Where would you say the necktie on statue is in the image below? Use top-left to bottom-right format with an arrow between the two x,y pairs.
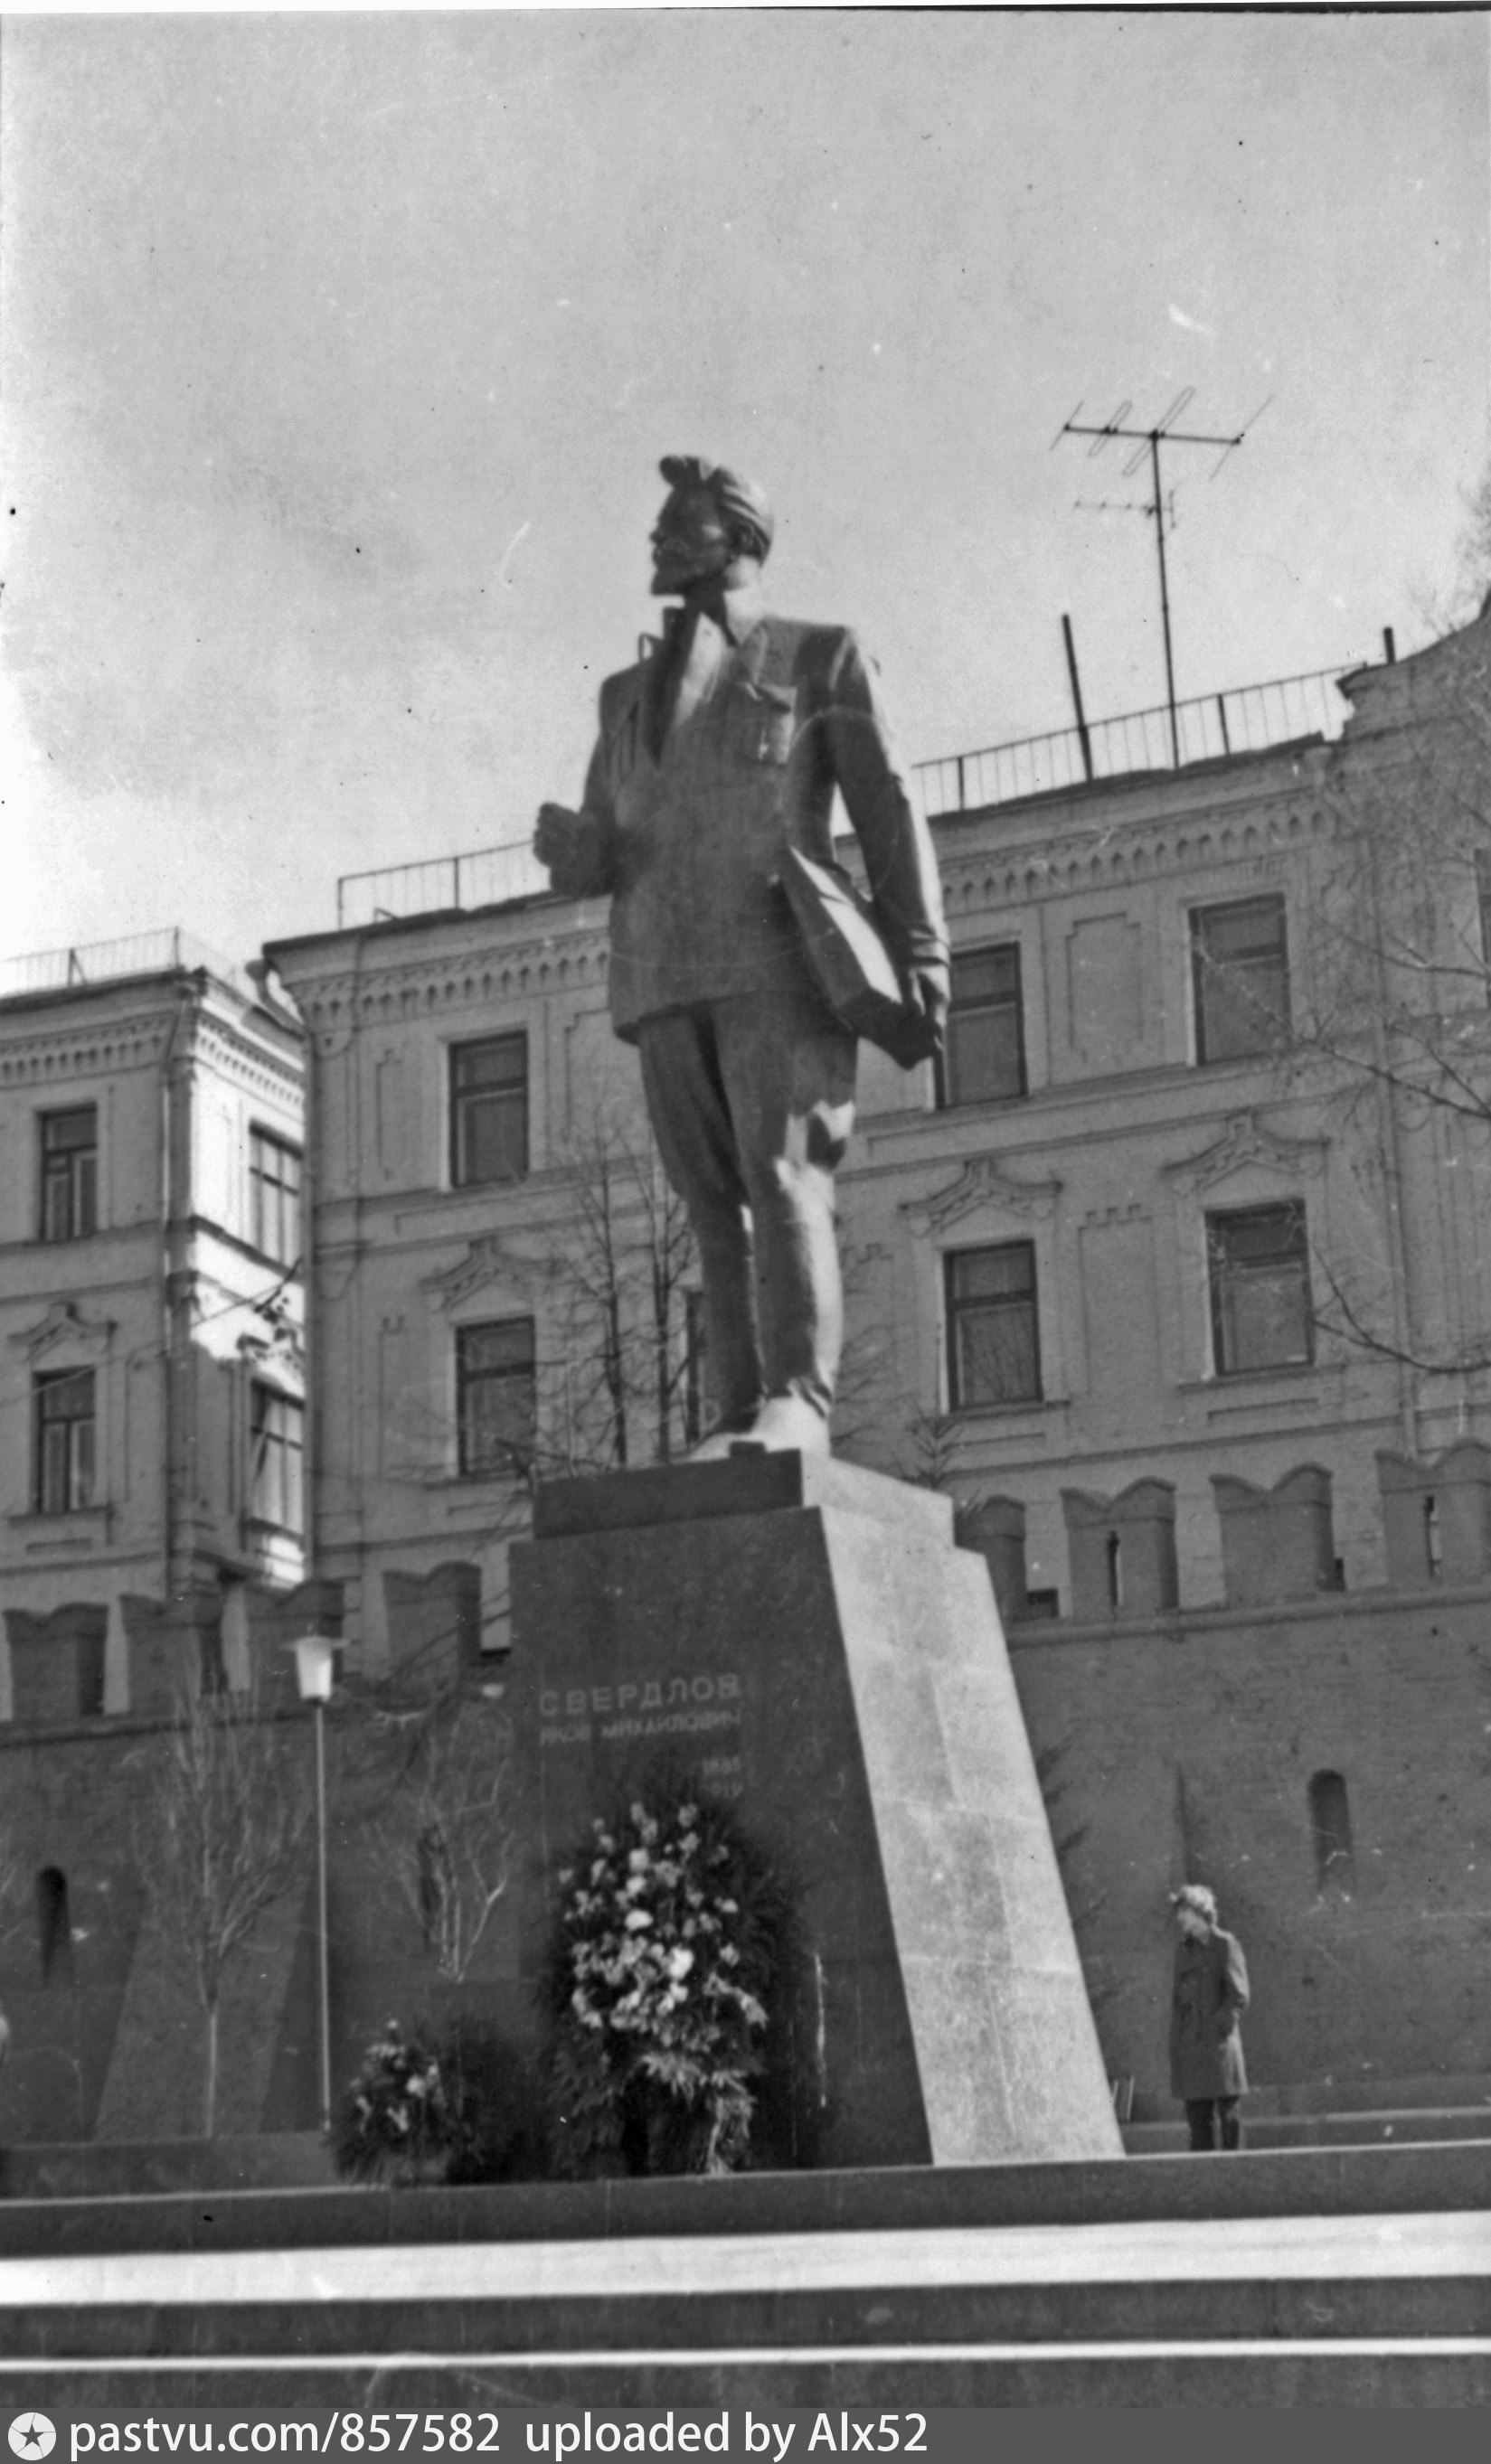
659,606 -> 722,746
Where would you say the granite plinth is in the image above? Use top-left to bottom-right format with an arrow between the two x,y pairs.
509,1452 -> 1122,2168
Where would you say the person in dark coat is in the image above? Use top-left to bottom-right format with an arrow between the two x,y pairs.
1168,1883 -> 1249,2150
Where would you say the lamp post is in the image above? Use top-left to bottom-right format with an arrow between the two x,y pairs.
290,1631 -> 337,2136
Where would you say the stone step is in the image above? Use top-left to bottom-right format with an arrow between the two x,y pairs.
2,2203 -> 1487,2406
2,2342 -> 1488,2407
1128,2069 -> 1488,2129
1,2240 -> 1487,2356
1128,2072 -> 1491,2123
0,2131 -> 335,2201
5,2140 -> 1491,2261
1124,2112 -> 1491,2154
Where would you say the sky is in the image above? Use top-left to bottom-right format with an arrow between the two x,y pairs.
2,5 -> 1486,973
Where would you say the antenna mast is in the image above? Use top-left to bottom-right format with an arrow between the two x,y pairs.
1054,390 -> 1270,767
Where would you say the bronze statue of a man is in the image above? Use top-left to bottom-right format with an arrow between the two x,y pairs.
534,456 -> 949,1457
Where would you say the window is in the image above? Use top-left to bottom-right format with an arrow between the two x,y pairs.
1308,1770 -> 1355,1898
250,1130 -> 302,1266
250,1384 -> 304,1534
457,1318 -> 537,1477
946,1243 -> 1042,1408
939,945 -> 1026,1106
1207,1203 -> 1313,1376
36,1867 -> 72,1985
1423,1494 -> 1443,1583
684,1290 -> 709,1447
451,1035 -> 528,1187
39,1106 -> 98,1242
1192,896 -> 1289,1063
34,1369 -> 96,1515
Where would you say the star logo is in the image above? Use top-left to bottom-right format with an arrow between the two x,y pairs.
9,2422 -> 56,2461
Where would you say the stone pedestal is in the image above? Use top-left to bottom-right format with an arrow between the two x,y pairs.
508,1452 -> 1121,2169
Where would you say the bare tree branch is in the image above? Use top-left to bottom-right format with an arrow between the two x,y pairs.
137,1687 -> 311,2134
371,1692 -> 512,1982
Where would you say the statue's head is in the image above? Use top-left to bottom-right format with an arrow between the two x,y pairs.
650,456 -> 773,597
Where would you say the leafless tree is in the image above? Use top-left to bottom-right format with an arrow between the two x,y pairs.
545,1099 -> 701,1472
371,1691 -> 511,1982
1412,463 -> 1491,642
140,1688 -> 310,2135
1283,607 -> 1491,1374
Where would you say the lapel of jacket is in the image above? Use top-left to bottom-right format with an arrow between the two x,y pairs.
731,618 -> 772,692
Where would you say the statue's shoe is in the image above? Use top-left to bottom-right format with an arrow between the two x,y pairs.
741,1394 -> 831,1456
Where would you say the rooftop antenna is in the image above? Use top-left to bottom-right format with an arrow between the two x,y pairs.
1053,390 -> 1272,767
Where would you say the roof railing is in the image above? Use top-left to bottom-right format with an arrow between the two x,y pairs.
332,661 -> 1362,928
0,926 -> 249,1002
914,663 -> 1355,818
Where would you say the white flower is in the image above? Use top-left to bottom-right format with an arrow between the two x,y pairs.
667,1946 -> 694,1980
624,1908 -> 653,1931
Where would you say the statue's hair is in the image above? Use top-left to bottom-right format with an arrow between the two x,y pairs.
658,455 -> 774,561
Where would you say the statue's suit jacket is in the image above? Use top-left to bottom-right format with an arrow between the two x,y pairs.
547,594 -> 949,1044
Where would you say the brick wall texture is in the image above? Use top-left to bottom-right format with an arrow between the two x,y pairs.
1,1572 -> 1488,2142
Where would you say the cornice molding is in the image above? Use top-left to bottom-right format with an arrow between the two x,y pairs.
0,1016 -> 172,1084
193,1019 -> 304,1103
936,798 -> 1335,919
288,931 -> 612,1029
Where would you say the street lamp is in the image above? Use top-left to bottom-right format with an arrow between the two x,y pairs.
290,1631 -> 337,2136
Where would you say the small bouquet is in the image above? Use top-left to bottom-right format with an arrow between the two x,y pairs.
330,2019 -> 450,2186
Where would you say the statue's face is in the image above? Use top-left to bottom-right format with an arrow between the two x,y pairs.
1174,1904 -> 1210,1942
649,484 -> 731,597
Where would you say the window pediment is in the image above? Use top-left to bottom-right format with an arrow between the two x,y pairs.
422,1234 -> 547,1314
9,1301 -> 115,1363
904,1154 -> 1062,1235
1165,1110 -> 1326,1199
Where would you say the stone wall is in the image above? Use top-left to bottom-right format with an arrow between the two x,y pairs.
1008,1583 -> 1491,2105
2,1561 -> 1488,2141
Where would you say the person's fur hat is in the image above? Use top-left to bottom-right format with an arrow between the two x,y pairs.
1171,1882 -> 1219,1922
658,456 -> 774,561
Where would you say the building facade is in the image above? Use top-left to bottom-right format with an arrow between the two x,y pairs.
260,607 -> 1491,2105
0,935 -> 308,1720
3,605 -> 1488,2144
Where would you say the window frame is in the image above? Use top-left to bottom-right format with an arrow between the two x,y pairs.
1190,893 -> 1290,1065
249,1127 -> 303,1267
249,1380 -> 305,1536
938,943 -> 1027,1109
945,1240 -> 1043,1411
33,1367 -> 98,1515
1206,1199 -> 1314,1378
38,1105 -> 99,1244
455,1315 -> 538,1479
449,1032 -> 529,1190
